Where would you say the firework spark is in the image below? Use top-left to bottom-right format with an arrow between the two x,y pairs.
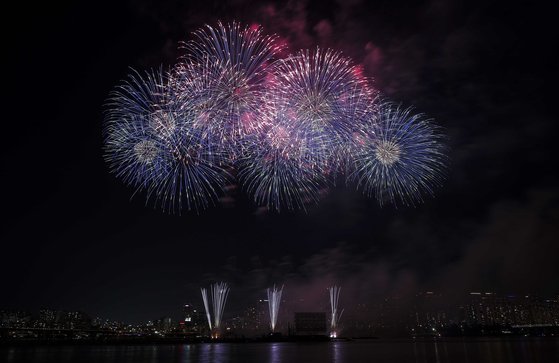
267,285 -> 283,332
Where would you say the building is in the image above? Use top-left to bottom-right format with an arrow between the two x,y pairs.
154,317 -> 173,333
294,312 -> 327,336
182,303 -> 206,334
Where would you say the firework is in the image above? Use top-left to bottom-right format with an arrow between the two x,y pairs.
328,286 -> 344,338
104,68 -> 231,213
147,125 -> 232,213
104,69 -> 173,191
200,288 -> 212,330
267,285 -> 283,332
211,282 -> 230,332
270,48 -> 375,174
200,282 -> 230,337
104,22 -> 447,213
350,104 -> 447,206
174,22 -> 283,156
238,99 -> 330,211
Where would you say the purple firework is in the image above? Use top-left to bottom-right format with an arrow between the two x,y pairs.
270,47 -> 377,177
238,98 -> 330,211
173,22 -> 284,158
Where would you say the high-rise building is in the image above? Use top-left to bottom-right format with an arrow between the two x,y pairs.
182,303 -> 205,334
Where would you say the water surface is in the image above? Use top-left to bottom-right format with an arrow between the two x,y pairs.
2,338 -> 558,363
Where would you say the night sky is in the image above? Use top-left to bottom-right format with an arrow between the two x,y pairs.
4,0 -> 558,323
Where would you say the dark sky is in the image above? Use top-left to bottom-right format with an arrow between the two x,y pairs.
4,0 -> 558,323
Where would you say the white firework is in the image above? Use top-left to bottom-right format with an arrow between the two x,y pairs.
267,285 -> 284,332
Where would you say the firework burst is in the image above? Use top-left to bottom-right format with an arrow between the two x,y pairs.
104,68 -> 176,192
270,48 -> 375,173
238,99 -> 330,211
350,104 -> 447,206
272,48 -> 363,124
174,22 -> 284,157
104,68 -> 231,213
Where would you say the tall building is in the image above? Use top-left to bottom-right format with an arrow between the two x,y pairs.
182,303 -> 205,334
154,317 -> 173,333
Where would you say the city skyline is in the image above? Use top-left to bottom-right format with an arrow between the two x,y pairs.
3,290 -> 558,340
3,289 -> 558,327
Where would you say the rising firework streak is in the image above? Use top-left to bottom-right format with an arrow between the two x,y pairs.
267,285 -> 283,332
328,286 -> 344,338
200,282 -> 230,338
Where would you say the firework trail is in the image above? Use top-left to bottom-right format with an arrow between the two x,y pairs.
328,286 -> 344,337
200,287 -> 212,330
211,282 -> 230,331
350,103 -> 447,206
200,282 -> 230,336
267,285 -> 283,332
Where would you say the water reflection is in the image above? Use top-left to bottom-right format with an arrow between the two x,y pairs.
1,338 -> 558,363
6,348 -> 15,363
462,338 -> 470,363
433,339 -> 441,363
197,343 -> 230,363
331,342 -> 342,363
269,343 -> 281,363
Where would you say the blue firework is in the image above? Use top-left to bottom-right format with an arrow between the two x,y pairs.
104,69 -> 177,190
104,68 -> 231,213
350,104 -> 447,206
148,123 -> 232,213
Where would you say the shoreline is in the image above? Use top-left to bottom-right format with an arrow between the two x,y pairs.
1,335 -> 558,347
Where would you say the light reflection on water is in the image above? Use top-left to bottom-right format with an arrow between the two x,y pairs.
1,338 -> 558,363
269,343 -> 280,363
332,341 -> 342,363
